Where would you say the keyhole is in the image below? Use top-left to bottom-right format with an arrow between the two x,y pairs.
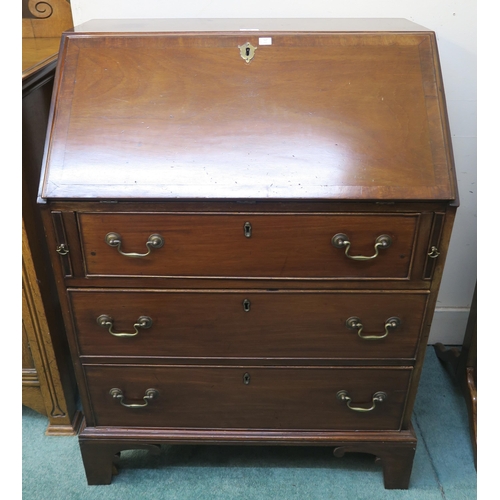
243,373 -> 251,385
246,47 -> 250,56
244,221 -> 252,238
243,299 -> 251,312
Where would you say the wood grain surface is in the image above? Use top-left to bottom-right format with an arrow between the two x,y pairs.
40,29 -> 456,201
69,289 -> 428,360
84,364 -> 412,430
78,213 -> 418,278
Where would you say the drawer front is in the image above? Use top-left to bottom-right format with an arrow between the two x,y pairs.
78,213 -> 419,279
84,365 -> 412,430
69,290 -> 428,360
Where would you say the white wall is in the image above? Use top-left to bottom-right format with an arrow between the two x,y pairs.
70,1 -> 477,345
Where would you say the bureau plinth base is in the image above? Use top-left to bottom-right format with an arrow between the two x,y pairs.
78,423 -> 417,488
80,440 -> 161,485
333,441 -> 416,490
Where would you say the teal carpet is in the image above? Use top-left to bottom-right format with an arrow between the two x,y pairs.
22,347 -> 477,499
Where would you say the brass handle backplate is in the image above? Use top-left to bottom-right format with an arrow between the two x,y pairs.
332,233 -> 392,260
345,316 -> 401,340
109,388 -> 159,408
336,390 -> 387,412
97,314 -> 153,337
105,232 -> 164,258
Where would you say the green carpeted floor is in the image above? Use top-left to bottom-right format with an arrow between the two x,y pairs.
22,347 -> 477,499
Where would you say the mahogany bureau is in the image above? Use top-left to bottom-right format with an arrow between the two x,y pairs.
38,19 -> 458,489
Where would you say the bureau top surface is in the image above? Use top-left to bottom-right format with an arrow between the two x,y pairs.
69,18 -> 431,33
39,19 -> 457,202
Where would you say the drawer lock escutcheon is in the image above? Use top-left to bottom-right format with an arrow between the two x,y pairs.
97,314 -> 153,337
332,233 -> 392,260
243,299 -> 251,312
105,232 -> 164,258
336,390 -> 387,412
243,372 -> 251,385
109,388 -> 159,408
243,221 -> 252,238
345,316 -> 401,340
238,42 -> 257,63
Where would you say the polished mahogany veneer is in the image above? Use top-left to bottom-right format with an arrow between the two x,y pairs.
39,19 -> 458,489
78,213 -> 420,279
69,289 -> 428,360
41,26 -> 455,201
84,365 -> 413,430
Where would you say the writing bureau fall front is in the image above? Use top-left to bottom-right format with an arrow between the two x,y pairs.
38,18 -> 458,488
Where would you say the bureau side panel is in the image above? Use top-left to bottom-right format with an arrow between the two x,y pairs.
401,205 -> 457,427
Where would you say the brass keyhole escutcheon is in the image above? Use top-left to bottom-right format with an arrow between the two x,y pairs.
243,373 -> 251,385
238,42 -> 257,63
244,221 -> 252,238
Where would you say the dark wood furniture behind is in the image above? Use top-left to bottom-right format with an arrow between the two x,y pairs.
38,19 -> 458,487
434,284 -> 477,468
22,39 -> 81,435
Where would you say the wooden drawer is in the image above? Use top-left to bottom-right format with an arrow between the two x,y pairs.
78,213 -> 419,279
84,364 -> 412,430
69,290 -> 428,360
